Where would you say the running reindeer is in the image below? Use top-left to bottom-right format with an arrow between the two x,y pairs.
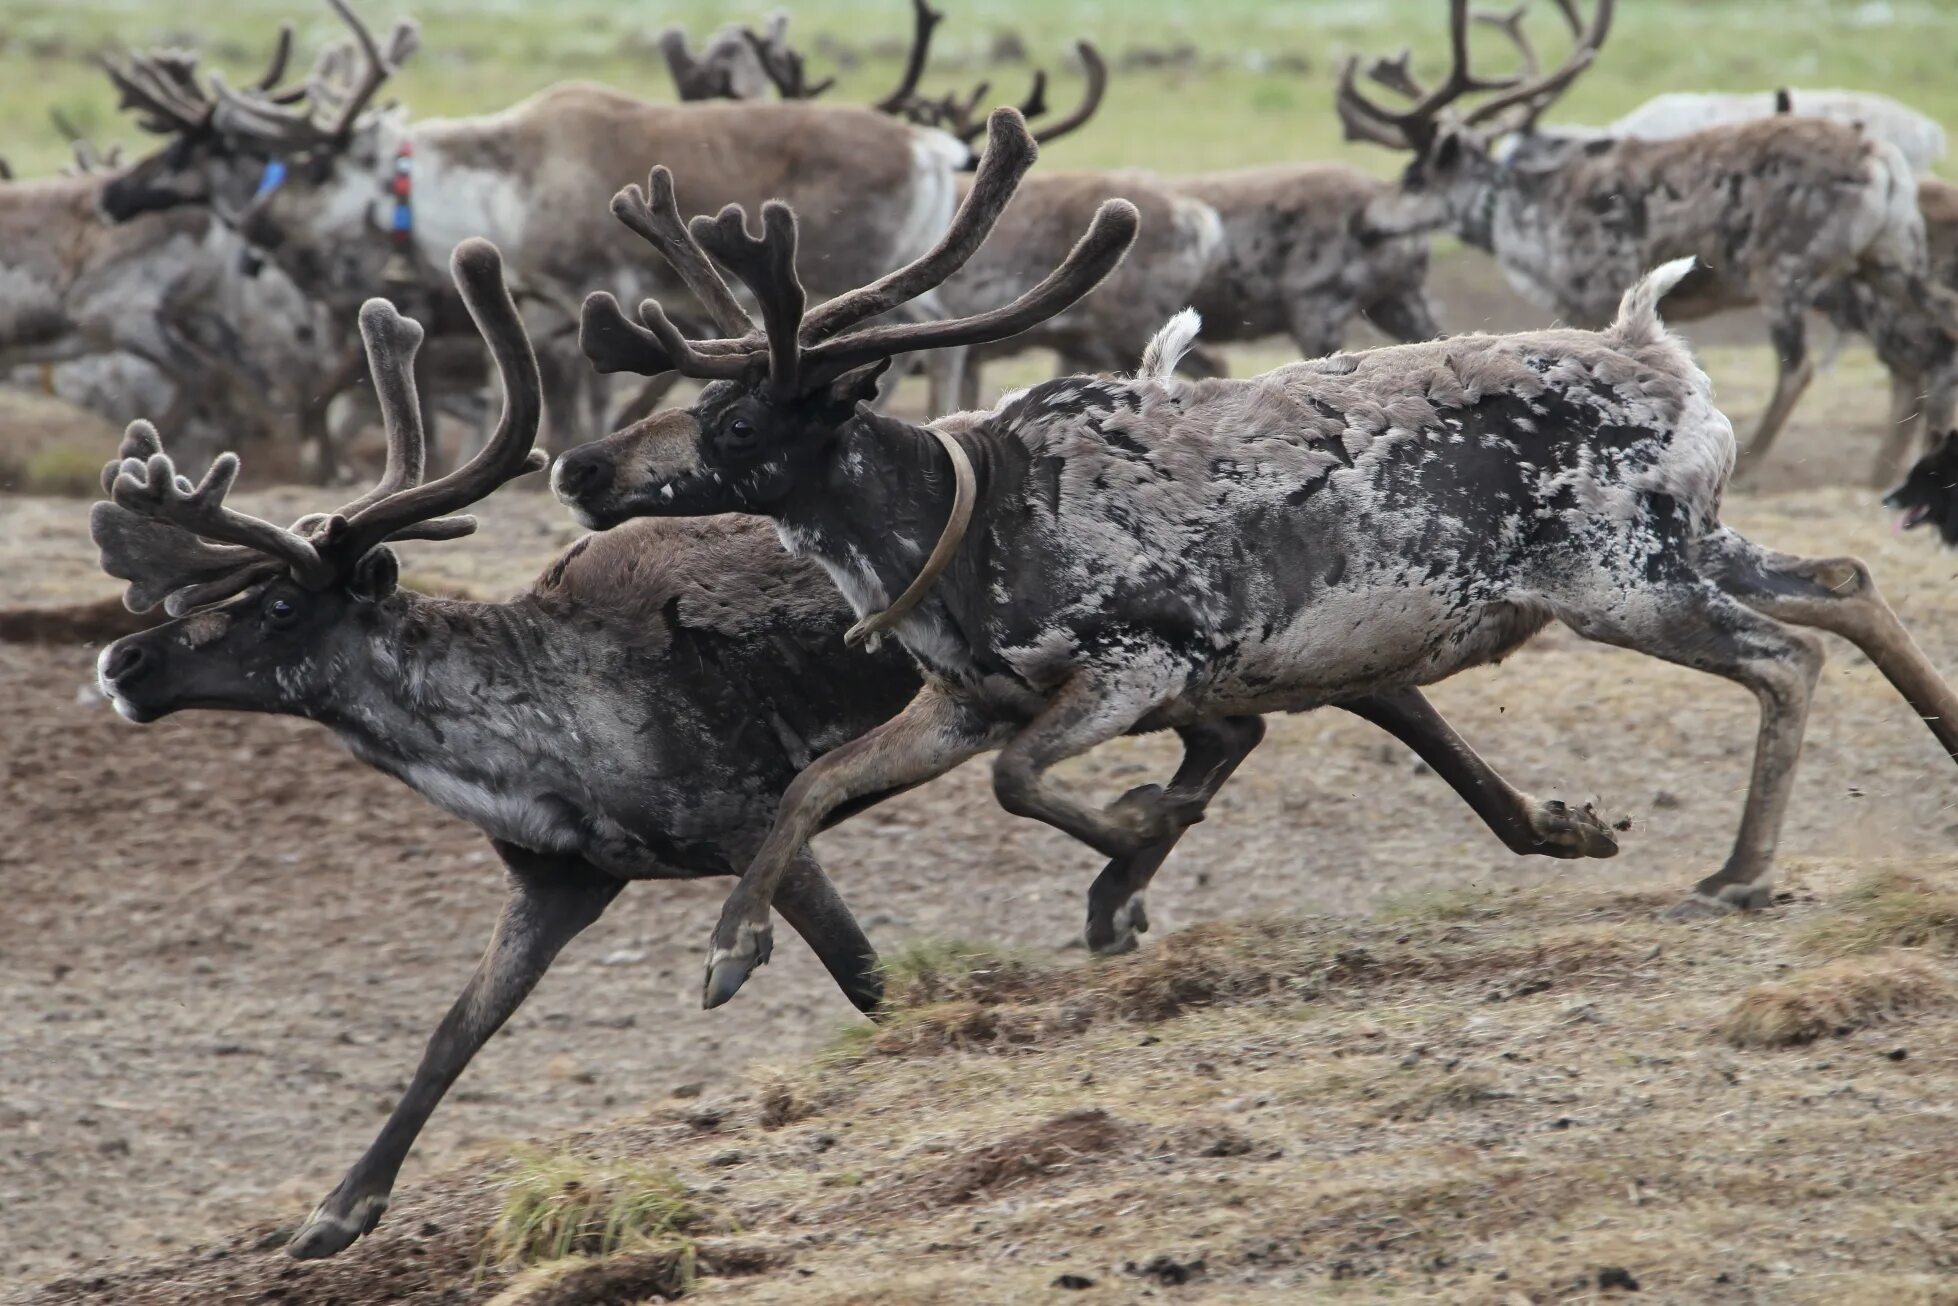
552,109 -> 1958,1008
96,234 -> 1624,1255
1336,0 -> 1958,479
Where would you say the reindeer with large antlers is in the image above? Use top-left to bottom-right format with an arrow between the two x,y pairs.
91,237 -> 915,1259
1336,0 -> 1958,480
658,0 -> 1221,401
97,0 -> 979,425
545,109 -> 1958,1012
95,226 -> 1635,1253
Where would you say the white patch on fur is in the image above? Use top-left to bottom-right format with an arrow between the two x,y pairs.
1139,309 -> 1203,381
176,611 -> 230,650
400,762 -> 580,851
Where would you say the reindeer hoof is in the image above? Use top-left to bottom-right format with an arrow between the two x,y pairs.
1663,882 -> 1772,921
1086,893 -> 1149,956
701,919 -> 773,1010
1531,799 -> 1619,860
287,1195 -> 387,1260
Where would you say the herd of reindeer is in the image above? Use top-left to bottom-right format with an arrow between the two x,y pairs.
25,0 -> 1958,1266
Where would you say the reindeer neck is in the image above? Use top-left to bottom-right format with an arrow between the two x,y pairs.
312,588 -> 593,768
402,117 -> 533,259
770,410 -> 971,634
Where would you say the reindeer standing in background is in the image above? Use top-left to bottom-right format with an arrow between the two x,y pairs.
1336,0 -> 1958,480
97,0 -> 976,423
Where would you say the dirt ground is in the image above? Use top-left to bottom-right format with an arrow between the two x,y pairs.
3,272 -> 1957,1296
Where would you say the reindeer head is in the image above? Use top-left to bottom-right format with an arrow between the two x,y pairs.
98,0 -> 417,247
93,237 -> 543,724
550,109 -> 1137,530
1335,0 -> 1612,230
1885,432 -> 1958,548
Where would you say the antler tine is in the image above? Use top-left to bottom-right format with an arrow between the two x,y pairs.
1461,0 -> 1613,127
741,15 -> 835,99
659,28 -> 725,101
874,0 -> 945,112
336,240 -> 547,557
1474,5 -> 1540,77
1028,41 -> 1106,145
100,52 -> 212,134
800,107 -> 1039,343
1335,57 -> 1416,148
690,202 -> 807,397
942,82 -> 993,143
328,300 -> 428,522
255,23 -> 295,91
802,198 -> 1139,387
1366,49 -> 1424,99
611,168 -> 755,336
1332,0 -> 1522,151
318,0 -> 415,138
109,433 -> 335,588
1019,69 -> 1049,120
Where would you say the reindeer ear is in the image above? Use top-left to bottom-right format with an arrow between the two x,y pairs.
349,546 -> 399,602
821,358 -> 893,420
1430,131 -> 1463,171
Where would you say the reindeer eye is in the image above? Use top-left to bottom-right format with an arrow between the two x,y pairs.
729,418 -> 754,438
266,598 -> 298,625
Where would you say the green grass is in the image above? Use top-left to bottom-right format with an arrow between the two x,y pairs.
486,1150 -> 722,1267
3,1 -> 1951,180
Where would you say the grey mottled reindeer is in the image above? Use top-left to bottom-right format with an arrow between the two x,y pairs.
565,108 -> 1958,1019
90,233 -> 1615,1257
1337,0 -> 1958,477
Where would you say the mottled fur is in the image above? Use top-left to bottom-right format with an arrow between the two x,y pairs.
1170,163 -> 1441,356
0,172 -> 326,455
939,170 -> 1225,403
1390,115 -> 1958,473
1612,89 -> 1947,176
1816,178 -> 1958,483
560,256 -> 1958,1013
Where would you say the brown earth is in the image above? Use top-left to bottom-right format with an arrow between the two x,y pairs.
2,285 -> 1957,1298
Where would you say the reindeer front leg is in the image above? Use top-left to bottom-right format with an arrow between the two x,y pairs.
286,845 -> 622,1259
1341,687 -> 1620,860
705,684 -> 1010,1008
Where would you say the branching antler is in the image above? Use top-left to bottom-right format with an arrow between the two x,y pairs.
207,0 -> 419,149
581,109 -> 1139,395
743,14 -> 836,99
892,38 -> 1107,151
93,238 -> 544,615
1335,0 -> 1611,149
874,0 -> 945,113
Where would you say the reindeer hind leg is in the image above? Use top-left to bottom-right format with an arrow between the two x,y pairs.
1699,529 -> 1958,766
1558,575 -> 1823,919
1735,299 -> 1815,478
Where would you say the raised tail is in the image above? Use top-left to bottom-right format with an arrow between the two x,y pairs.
1609,257 -> 1699,349
1139,308 -> 1203,381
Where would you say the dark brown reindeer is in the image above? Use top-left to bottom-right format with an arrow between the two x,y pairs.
551,109 -> 1958,1009
1336,0 -> 1958,479
90,239 -> 921,1260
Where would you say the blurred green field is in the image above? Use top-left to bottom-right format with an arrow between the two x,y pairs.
1,0 -> 1951,180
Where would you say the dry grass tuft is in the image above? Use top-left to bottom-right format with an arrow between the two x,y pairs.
486,1152 -> 726,1268
876,938 -> 1044,1009
1717,955 -> 1953,1048
21,443 -> 105,497
1802,870 -> 1958,958
483,1246 -> 694,1306
1373,1067 -> 1509,1122
916,1108 -> 1133,1206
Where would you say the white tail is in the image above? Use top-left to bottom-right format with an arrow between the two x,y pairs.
1139,308 -> 1203,381
1610,257 -> 1698,348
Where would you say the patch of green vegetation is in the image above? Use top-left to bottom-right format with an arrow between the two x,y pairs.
22,443 -> 102,496
875,936 -> 1037,1008
486,1151 -> 724,1268
0,2 -> 1949,180
1801,869 -> 1958,958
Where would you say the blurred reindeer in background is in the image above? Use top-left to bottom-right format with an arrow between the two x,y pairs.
1337,0 -> 1958,482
